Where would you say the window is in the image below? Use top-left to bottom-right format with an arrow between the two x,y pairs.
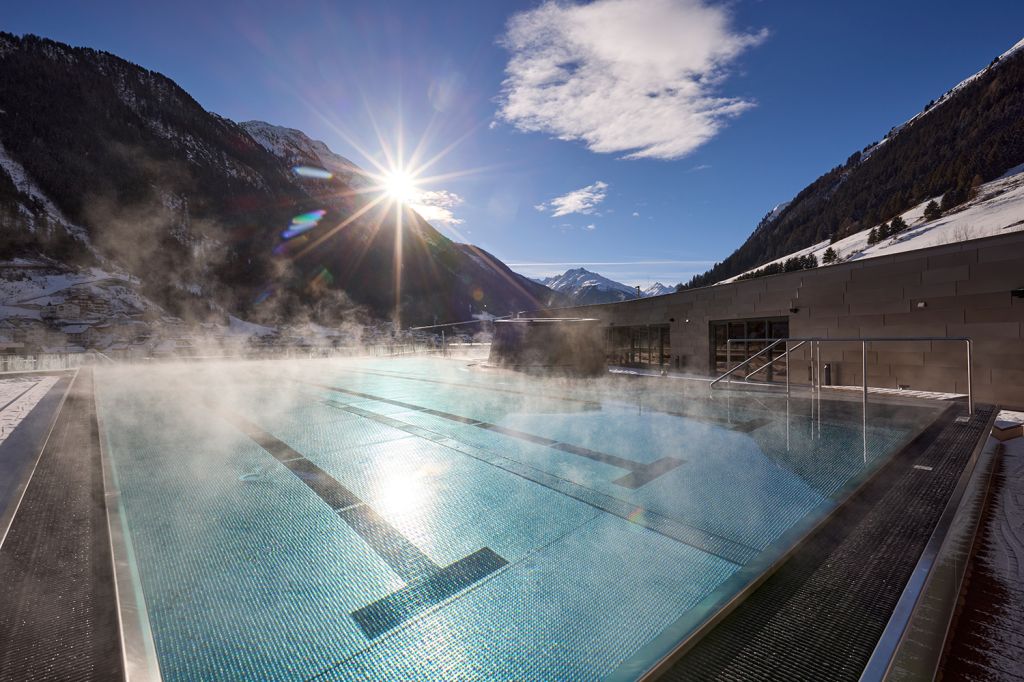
606,324 -> 670,368
709,317 -> 789,379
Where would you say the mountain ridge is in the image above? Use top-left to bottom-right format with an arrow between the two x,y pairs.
0,32 -> 554,327
684,35 -> 1024,288
538,268 -> 675,305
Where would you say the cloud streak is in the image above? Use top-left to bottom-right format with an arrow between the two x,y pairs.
536,180 -> 608,217
410,189 -> 464,226
497,0 -> 767,160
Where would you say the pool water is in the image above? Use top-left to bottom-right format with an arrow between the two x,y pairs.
94,357 -> 940,681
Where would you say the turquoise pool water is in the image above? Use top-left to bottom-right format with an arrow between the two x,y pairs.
94,357 -> 939,681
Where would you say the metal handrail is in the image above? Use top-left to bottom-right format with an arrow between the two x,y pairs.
713,336 -> 973,413
743,341 -> 807,380
708,339 -> 785,388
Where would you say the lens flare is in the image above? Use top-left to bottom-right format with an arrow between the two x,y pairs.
292,210 -> 327,225
293,166 -> 333,179
281,210 -> 327,239
627,506 -> 647,523
253,287 -> 274,305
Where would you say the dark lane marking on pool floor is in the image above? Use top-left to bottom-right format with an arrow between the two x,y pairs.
298,380 -> 683,488
317,396 -> 756,566
338,366 -> 770,433
220,411 -> 508,638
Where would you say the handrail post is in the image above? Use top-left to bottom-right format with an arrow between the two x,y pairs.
862,340 -> 868,408
966,339 -> 973,414
862,339 -> 869,463
785,340 -> 790,397
726,341 -> 731,386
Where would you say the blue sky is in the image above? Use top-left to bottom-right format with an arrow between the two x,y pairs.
5,0 -> 1024,287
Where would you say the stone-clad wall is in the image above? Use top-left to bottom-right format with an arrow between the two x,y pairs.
530,231 -> 1024,408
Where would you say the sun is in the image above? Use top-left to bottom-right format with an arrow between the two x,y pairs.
382,169 -> 418,205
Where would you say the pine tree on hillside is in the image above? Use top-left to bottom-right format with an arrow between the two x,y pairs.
878,222 -> 892,240
867,227 -> 878,245
924,200 -> 942,221
823,247 -> 837,264
890,215 -> 908,233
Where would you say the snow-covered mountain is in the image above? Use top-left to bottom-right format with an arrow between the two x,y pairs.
642,282 -> 676,297
686,34 -> 1024,288
536,268 -> 674,305
239,121 -> 366,187
723,163 -> 1024,283
538,268 -> 638,305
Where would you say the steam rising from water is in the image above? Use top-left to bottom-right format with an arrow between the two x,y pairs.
88,352 -> 942,679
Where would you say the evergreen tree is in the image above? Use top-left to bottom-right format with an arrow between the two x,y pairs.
923,200 -> 941,221
878,222 -> 892,240
890,215 -> 908,232
867,228 -> 878,245
823,247 -> 837,264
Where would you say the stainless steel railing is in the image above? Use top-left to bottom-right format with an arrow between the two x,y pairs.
711,336 -> 973,413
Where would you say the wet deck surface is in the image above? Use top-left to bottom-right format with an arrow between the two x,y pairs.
942,434 -> 1024,681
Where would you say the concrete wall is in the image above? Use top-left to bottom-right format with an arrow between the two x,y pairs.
530,231 -> 1024,408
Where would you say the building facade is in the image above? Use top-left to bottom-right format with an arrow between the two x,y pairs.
530,231 -> 1024,408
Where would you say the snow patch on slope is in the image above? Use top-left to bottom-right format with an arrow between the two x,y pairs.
241,121 -> 366,186
722,164 -> 1024,283
0,138 -> 88,239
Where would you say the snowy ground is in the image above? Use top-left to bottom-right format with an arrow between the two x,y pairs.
723,165 -> 1024,284
0,260 -> 149,321
0,375 -> 59,445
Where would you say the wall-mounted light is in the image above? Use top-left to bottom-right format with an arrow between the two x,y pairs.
916,301 -> 927,308
684,319 -> 690,323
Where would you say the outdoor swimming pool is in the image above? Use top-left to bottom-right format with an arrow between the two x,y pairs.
94,357 -> 943,681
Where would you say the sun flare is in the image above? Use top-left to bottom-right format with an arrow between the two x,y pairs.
382,169 -> 418,205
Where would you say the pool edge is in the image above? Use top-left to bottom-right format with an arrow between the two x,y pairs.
95,368 -> 164,682
858,404 -> 1000,680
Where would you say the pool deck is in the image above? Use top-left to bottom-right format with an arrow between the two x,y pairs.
940,429 -> 1024,681
656,402 -> 997,681
0,368 -> 123,681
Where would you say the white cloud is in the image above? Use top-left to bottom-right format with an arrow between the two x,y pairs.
536,180 -> 608,217
632,211 -> 640,217
584,223 -> 596,230
409,189 -> 465,226
497,0 -> 767,160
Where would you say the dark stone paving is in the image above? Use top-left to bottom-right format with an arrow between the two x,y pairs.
656,405 -> 995,682
941,437 -> 1024,681
0,369 -> 123,682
